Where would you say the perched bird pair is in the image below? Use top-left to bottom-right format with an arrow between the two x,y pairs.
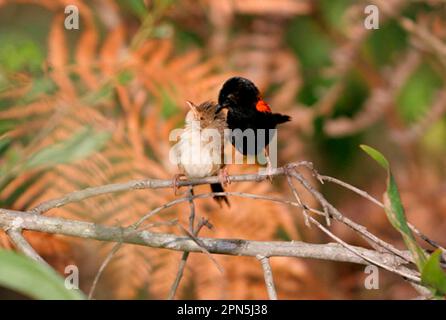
173,77 -> 291,206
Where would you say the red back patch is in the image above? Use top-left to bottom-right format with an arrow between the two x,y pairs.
255,99 -> 271,113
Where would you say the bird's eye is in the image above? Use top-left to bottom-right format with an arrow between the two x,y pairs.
200,117 -> 204,121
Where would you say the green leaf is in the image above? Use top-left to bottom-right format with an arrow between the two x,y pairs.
25,127 -> 111,169
360,144 -> 389,169
421,250 -> 446,298
361,145 -> 427,271
383,175 -> 427,271
0,249 -> 84,300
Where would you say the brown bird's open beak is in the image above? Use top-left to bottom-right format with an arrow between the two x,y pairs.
186,100 -> 196,110
186,100 -> 200,118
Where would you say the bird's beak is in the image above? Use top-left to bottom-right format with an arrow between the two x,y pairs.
186,100 -> 200,118
186,100 -> 196,110
216,104 -> 227,113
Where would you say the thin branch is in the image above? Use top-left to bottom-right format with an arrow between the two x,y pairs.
6,229 -> 50,268
177,223 -> 224,274
168,252 -> 189,300
168,217 -> 212,300
88,242 -> 122,300
319,174 -> 446,252
0,159 -> 438,297
88,190 -> 303,300
29,162 -> 314,216
289,170 -> 414,264
285,173 -> 311,227
305,214 -> 420,283
257,255 -> 277,300
0,209 -> 409,268
168,187 -> 197,300
187,186 -> 196,234
284,172 -> 421,283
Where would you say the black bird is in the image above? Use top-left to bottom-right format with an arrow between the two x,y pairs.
216,77 -> 291,170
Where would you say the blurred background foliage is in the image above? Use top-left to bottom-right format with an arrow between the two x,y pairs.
0,0 -> 445,299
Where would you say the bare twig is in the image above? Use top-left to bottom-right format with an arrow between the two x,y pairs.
6,229 -> 50,268
187,186 -> 196,234
305,214 -> 420,283
0,160 -> 439,297
29,165 -> 295,215
88,242 -> 122,300
29,161 -> 317,216
289,170 -> 414,264
168,217 -> 212,300
168,187 -> 203,300
0,209 -> 409,267
177,223 -> 224,274
257,255 -> 277,300
285,173 -> 311,227
318,174 -> 446,252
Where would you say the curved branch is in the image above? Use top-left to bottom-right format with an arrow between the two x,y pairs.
29,161 -> 315,215
0,209 -> 411,270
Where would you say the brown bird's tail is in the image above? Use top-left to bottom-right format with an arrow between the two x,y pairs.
210,183 -> 230,207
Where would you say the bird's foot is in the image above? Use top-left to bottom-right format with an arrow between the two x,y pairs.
172,173 -> 185,196
218,167 -> 231,187
263,148 -> 274,183
264,164 -> 275,183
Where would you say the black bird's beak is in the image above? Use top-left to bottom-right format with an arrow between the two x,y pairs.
216,104 -> 227,113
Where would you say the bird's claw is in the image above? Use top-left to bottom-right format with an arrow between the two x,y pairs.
172,174 -> 185,196
218,167 -> 231,187
265,165 -> 274,183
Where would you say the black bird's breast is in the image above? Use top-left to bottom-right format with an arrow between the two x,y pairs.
226,111 -> 278,155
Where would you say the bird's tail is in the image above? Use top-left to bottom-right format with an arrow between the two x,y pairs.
272,113 -> 291,125
210,183 -> 230,207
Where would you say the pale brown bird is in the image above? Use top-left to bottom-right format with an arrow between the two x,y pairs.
172,101 -> 229,206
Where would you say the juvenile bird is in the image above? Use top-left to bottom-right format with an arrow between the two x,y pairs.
216,77 -> 291,172
173,101 -> 229,206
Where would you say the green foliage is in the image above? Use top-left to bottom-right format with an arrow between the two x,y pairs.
364,20 -> 407,66
421,250 -> 446,298
397,64 -> 443,124
332,72 -> 369,118
0,127 -> 111,187
360,145 -> 389,169
361,145 -> 446,297
84,82 -> 114,105
161,89 -> 179,119
319,0 -> 353,32
0,249 -> 84,300
361,144 -> 427,270
0,34 -> 44,73
383,173 -> 427,272
19,78 -> 57,104
25,127 -> 111,169
422,120 -> 446,155
117,0 -> 147,19
287,18 -> 332,71
287,17 -> 334,106
117,70 -> 134,85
